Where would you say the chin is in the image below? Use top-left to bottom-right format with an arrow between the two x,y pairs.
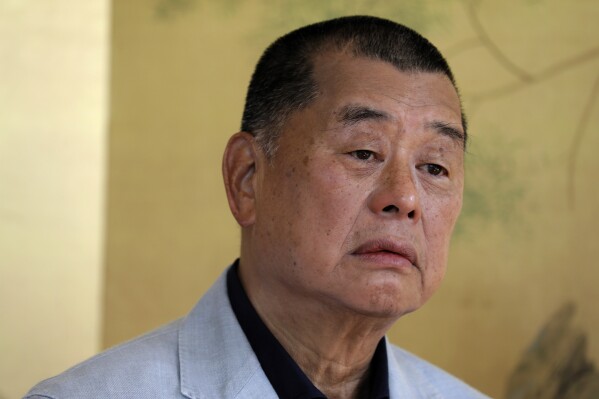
349,302 -> 419,320
346,288 -> 424,320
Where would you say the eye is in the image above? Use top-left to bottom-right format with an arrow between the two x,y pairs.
350,150 -> 375,161
424,163 -> 448,176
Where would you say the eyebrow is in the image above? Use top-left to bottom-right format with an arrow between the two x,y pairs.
336,104 -> 391,126
425,120 -> 465,148
336,104 -> 465,147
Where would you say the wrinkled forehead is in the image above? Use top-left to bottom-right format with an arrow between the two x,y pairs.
309,52 -> 464,132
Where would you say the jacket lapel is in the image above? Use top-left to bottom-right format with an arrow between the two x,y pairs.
386,339 -> 443,399
177,269 -> 278,399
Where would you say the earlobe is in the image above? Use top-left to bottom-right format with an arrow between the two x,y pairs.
222,132 -> 259,227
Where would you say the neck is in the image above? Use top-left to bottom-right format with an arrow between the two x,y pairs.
239,262 -> 394,399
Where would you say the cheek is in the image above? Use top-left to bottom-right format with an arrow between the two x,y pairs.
289,163 -> 366,256
421,194 -> 462,274
425,188 -> 462,232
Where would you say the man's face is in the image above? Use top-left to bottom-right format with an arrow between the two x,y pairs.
248,52 -> 464,319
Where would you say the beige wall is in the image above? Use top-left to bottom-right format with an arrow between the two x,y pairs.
0,1 -> 109,397
99,1 -> 599,398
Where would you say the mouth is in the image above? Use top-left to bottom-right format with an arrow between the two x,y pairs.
351,239 -> 418,269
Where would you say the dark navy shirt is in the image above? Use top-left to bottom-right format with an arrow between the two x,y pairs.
227,261 -> 390,399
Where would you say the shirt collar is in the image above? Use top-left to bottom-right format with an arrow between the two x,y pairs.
227,260 -> 390,399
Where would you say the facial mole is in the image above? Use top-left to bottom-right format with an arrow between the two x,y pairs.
303,156 -> 309,166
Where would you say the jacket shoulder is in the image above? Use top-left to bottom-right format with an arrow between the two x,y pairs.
389,344 -> 491,398
24,320 -> 183,399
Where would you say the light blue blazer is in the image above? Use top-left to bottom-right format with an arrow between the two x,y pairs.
25,269 -> 490,398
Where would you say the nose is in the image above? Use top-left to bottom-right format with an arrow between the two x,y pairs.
367,161 -> 421,222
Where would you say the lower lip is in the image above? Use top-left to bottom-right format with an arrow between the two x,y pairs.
352,252 -> 415,270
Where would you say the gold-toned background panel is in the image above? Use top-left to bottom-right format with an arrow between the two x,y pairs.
104,1 -> 599,397
0,1 -> 108,397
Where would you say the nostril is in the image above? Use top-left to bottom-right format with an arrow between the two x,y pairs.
383,205 -> 399,213
408,210 -> 415,219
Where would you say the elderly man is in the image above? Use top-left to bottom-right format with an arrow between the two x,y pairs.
26,16 -> 489,399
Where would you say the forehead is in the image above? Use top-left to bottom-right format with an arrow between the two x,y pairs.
309,52 -> 463,134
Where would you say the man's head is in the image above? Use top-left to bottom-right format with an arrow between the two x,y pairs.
223,15 -> 465,321
241,15 -> 466,157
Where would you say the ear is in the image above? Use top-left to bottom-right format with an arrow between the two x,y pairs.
222,132 -> 261,227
